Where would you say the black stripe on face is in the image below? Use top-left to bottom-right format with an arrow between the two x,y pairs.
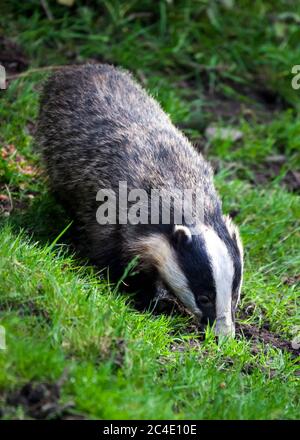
231,232 -> 242,293
173,233 -> 217,322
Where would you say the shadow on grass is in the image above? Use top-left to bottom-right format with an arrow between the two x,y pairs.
0,189 -> 153,311
0,191 -> 73,247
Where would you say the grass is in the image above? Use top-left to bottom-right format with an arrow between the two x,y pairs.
0,0 -> 299,419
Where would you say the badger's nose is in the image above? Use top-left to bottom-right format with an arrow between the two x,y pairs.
215,316 -> 235,338
200,316 -> 209,326
199,319 -> 207,333
199,315 -> 216,332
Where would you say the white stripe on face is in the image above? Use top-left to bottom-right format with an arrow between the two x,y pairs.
201,225 -> 235,337
130,234 -> 202,319
222,215 -> 244,307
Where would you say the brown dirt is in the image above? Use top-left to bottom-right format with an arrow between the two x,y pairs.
152,294 -> 299,357
169,320 -> 300,359
3,371 -> 85,420
1,144 -> 40,177
112,338 -> 126,370
248,157 -> 300,193
0,186 -> 34,216
93,336 -> 126,370
205,74 -> 288,120
208,156 -> 300,194
179,72 -> 288,132
203,92 -> 281,124
282,170 -> 300,193
0,144 -> 41,215
282,274 -> 300,286
236,322 -> 300,357
0,299 -> 51,325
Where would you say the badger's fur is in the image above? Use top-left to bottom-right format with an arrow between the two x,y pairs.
36,64 -> 243,336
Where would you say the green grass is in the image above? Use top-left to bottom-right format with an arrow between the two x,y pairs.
0,225 -> 299,419
0,0 -> 299,419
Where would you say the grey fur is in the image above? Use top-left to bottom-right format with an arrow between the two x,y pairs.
36,64 -> 243,324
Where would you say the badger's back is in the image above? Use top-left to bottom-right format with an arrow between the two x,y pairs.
36,64 -> 222,279
38,65 -> 216,196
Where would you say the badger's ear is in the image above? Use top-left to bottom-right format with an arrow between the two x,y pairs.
172,225 -> 192,247
223,215 -> 244,259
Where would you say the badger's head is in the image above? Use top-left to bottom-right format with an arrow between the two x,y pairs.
132,216 -> 243,337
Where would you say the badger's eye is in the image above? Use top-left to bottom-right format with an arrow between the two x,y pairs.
198,295 -> 211,305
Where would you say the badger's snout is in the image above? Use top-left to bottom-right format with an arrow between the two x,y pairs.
199,314 -> 235,338
215,316 -> 235,338
199,314 -> 215,329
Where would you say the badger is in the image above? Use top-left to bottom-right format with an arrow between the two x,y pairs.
36,64 -> 243,337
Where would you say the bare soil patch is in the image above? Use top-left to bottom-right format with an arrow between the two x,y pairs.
249,156 -> 300,193
0,299 -> 51,324
282,274 -> 300,286
3,373 -> 85,420
236,322 -> 300,357
152,294 -> 299,357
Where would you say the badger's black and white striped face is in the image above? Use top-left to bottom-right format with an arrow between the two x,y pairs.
132,219 -> 243,337
172,222 -> 243,337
